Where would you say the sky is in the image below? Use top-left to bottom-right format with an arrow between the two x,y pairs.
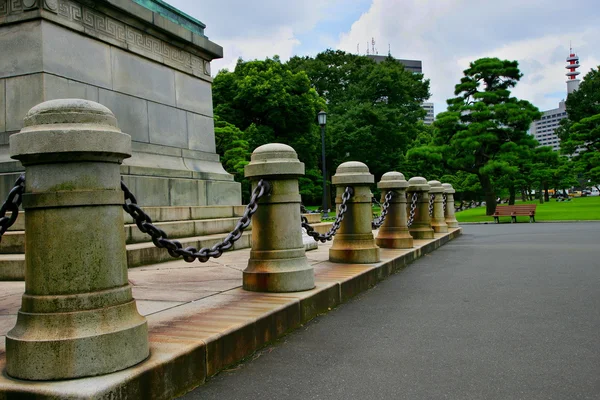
167,0 -> 600,116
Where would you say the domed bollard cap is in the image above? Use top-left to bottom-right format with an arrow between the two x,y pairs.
376,171 -> 413,249
6,99 -> 148,380
245,143 -> 305,178
406,176 -> 434,239
428,180 -> 448,233
329,161 -> 380,264
442,183 -> 456,194
11,99 -> 131,164
378,171 -> 408,190
428,180 -> 445,194
442,183 -> 459,228
243,143 -> 314,292
332,161 -> 374,186
407,176 -> 430,191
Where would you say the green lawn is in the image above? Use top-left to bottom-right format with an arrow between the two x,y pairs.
456,196 -> 600,223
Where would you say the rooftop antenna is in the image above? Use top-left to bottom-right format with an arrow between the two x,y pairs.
388,43 -> 391,57
371,37 -> 376,55
366,41 -> 369,55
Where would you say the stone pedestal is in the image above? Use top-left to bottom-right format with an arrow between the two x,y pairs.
442,183 -> 459,228
329,162 -> 380,264
407,177 -> 434,240
6,99 -> 148,380
0,0 -> 239,206
428,180 -> 448,233
375,172 -> 413,249
243,144 -> 314,292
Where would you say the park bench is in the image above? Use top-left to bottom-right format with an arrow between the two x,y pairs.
493,204 -> 536,223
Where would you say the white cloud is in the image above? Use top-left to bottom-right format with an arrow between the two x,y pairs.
336,0 -> 600,115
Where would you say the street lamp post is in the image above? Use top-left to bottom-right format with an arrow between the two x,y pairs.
318,110 -> 329,218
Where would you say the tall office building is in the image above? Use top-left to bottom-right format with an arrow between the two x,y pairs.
529,49 -> 581,153
422,102 -> 435,125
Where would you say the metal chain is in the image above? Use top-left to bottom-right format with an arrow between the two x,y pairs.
442,193 -> 447,214
428,193 -> 435,217
302,186 -> 353,242
300,204 -> 310,214
372,191 -> 394,229
0,174 -> 25,241
407,192 -> 418,227
122,179 -> 271,262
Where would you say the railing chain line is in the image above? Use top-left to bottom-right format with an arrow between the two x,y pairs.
302,186 -> 353,242
122,179 -> 271,262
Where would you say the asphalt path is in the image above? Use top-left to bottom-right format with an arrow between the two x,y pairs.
181,223 -> 600,400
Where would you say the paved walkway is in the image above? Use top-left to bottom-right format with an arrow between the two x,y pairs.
182,223 -> 600,400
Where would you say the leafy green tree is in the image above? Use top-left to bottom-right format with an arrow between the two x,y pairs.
213,57 -> 325,170
411,58 -> 541,215
214,118 -> 251,201
557,66 -> 600,189
289,51 -> 430,180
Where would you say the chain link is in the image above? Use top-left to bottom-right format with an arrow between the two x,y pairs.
302,186 -> 353,242
0,174 -> 25,241
372,191 -> 394,229
122,179 -> 271,262
442,193 -> 447,214
428,193 -> 435,217
407,192 -> 418,227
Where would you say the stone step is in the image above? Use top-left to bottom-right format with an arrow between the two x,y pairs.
7,210 -> 321,231
1,214 -> 323,253
0,222 -> 334,280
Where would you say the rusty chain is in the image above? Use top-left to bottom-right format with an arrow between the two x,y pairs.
122,179 -> 271,262
302,186 -> 353,242
0,174 -> 25,241
407,192 -> 418,227
428,193 -> 435,217
372,191 -> 394,229
442,193 -> 447,214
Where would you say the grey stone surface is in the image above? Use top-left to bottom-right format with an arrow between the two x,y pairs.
111,47 -> 176,107
206,181 -> 241,205
148,102 -> 188,148
42,22 -> 112,89
5,74 -> 43,131
0,79 -> 5,133
187,112 -> 216,153
99,89 -> 149,143
183,223 -> 600,400
0,20 -> 43,79
168,178 -> 200,207
43,74 -> 100,102
175,71 -> 213,116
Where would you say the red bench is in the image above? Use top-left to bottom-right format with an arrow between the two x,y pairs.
493,205 -> 536,223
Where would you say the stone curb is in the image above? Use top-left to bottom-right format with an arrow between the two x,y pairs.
459,220 -> 600,225
0,228 -> 462,399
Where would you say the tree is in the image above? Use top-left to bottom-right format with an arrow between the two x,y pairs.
410,58 -> 541,215
557,67 -> 600,189
214,118 -> 252,201
288,51 -> 430,180
213,57 -> 325,170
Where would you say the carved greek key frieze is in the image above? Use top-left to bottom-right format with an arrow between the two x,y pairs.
55,0 -> 209,76
0,0 -> 24,16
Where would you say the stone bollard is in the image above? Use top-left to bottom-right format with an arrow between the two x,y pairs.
329,162 -> 380,263
375,172 -> 413,248
6,99 -> 149,380
406,177 -> 434,239
243,143 -> 314,292
428,180 -> 448,233
442,183 -> 459,228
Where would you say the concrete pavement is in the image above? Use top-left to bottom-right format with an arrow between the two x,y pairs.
182,223 -> 600,400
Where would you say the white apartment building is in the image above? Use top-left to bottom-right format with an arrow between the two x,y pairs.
529,100 -> 567,151
422,102 -> 434,125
